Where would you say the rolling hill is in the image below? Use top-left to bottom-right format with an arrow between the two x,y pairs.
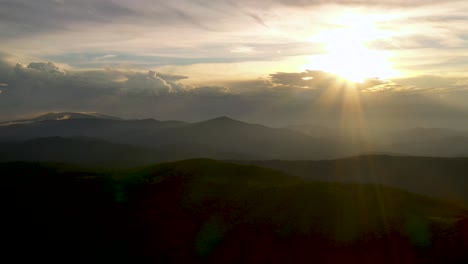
3,159 -> 468,263
237,155 -> 468,206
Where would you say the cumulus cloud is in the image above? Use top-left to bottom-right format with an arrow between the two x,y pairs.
122,70 -> 184,95
0,59 -> 191,119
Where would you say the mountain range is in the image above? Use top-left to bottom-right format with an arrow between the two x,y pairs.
1,112 -> 467,164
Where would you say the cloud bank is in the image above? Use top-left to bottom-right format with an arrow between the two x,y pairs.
1,57 -> 467,129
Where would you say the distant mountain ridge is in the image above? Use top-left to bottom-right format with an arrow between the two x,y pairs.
1,112 -> 468,160
31,112 -> 121,121
0,112 -> 341,160
0,112 -> 121,126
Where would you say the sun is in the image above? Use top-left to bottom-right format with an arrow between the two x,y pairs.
305,15 -> 398,83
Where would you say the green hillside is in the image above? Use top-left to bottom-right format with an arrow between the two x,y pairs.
3,159 -> 468,263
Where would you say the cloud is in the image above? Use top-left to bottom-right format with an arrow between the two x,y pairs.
269,71 -> 340,88
243,11 -> 269,28
1,0 -> 466,82
122,70 -> 186,95
153,72 -> 188,82
0,0 -> 136,38
267,70 -> 386,91
230,47 -> 255,54
274,0 -> 460,7
0,57 -> 467,129
0,59 -> 191,119
45,52 -> 270,70
27,62 -> 65,74
390,75 -> 468,93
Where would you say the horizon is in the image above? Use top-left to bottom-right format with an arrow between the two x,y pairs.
3,111 -> 468,132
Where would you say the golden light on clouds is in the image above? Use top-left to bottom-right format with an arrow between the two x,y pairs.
305,14 -> 399,83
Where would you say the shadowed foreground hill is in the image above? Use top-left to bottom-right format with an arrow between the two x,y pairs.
237,155 -> 468,206
3,160 -> 468,263
0,137 -> 227,167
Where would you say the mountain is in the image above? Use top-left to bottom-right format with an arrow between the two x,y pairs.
288,124 -> 468,157
142,116 -> 342,159
236,155 -> 468,206
3,159 -> 468,263
0,112 -> 121,126
0,113 -> 346,160
390,127 -> 468,143
0,113 -> 188,144
386,136 -> 468,157
384,128 -> 468,156
30,112 -> 122,121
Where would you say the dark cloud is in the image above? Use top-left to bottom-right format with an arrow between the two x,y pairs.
270,71 -> 338,88
0,59 -> 188,119
0,54 -> 13,82
153,72 -> 188,82
268,70 -> 386,91
0,0 -> 136,38
0,0 -> 257,40
0,57 -> 467,129
27,62 -> 65,74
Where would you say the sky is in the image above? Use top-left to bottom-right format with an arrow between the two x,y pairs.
1,0 -> 468,128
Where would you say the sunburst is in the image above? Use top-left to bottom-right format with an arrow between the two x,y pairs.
306,14 -> 398,83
